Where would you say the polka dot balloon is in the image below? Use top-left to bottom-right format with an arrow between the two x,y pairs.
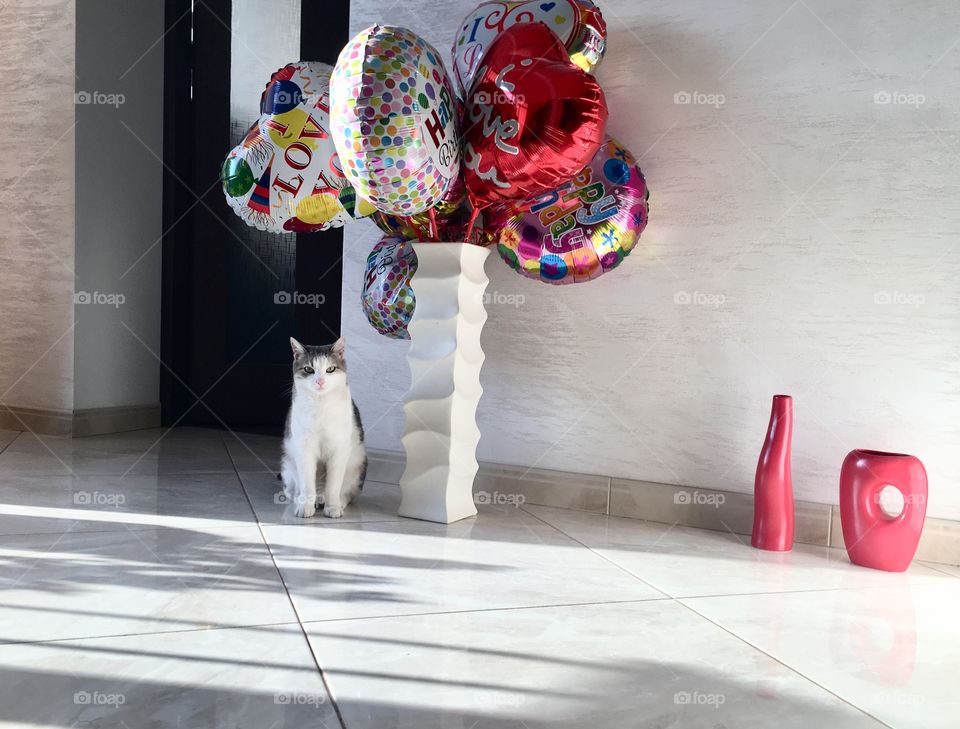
331,25 -> 460,217
361,235 -> 418,339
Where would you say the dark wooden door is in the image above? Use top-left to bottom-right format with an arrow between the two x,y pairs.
161,0 -> 350,432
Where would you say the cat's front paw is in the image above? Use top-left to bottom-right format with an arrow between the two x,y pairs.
294,501 -> 316,518
323,504 -> 343,519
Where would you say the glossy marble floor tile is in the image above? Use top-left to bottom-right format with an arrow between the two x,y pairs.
0,428 -> 235,476
0,427 -> 955,727
240,471 -> 402,526
0,624 -> 338,729
523,504 -> 955,597
0,525 -> 296,643
0,471 -> 256,535
263,506 -> 666,622
224,432 -> 282,473
304,601 -> 885,729
683,582 -> 960,729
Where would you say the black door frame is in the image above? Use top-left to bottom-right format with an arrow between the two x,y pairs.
160,0 -> 350,430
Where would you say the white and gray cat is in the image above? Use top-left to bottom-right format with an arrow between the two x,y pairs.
280,337 -> 367,518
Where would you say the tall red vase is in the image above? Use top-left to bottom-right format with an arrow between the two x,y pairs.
752,395 -> 794,551
839,449 -> 927,572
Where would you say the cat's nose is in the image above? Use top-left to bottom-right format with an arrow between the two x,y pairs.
315,378 -> 327,388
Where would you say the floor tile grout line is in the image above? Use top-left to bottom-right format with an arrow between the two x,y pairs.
917,561 -> 960,578
676,598 -> 896,729
298,597 -> 675,627
0,620 -> 306,650
231,446 -> 349,729
520,506 -> 916,726
0,522 -> 261,539
519,504 -> 673,597
0,430 -> 24,457
294,577 -> 960,626
526,500 -> 894,726
223,433 -> 269,526
0,470 -> 245,478
257,517 -> 406,528
654,578 -> 959,601
521,508 -> 958,597
525,503 -> 960,570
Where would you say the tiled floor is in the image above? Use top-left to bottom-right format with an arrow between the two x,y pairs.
0,428 -> 956,728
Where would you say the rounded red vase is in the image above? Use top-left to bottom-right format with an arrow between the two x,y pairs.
839,449 -> 927,572
752,395 -> 794,551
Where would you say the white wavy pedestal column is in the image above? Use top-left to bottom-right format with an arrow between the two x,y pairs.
398,242 -> 491,524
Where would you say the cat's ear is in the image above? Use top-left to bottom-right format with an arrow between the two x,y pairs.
332,336 -> 346,358
290,337 -> 306,359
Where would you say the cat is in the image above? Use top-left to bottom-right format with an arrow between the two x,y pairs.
280,336 -> 367,518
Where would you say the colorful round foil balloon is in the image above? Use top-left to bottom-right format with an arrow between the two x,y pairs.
221,62 -> 376,233
331,26 -> 460,216
452,0 -> 607,93
492,138 -> 649,285
362,235 -> 418,339
461,22 -> 607,209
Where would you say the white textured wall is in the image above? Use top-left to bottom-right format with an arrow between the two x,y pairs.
73,0 -> 165,410
345,0 -> 960,519
0,0 -> 76,413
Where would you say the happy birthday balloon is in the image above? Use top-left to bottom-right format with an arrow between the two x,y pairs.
221,62 -> 375,233
452,0 -> 607,93
331,26 -> 460,216
361,235 -> 418,339
461,22 -> 607,210
491,137 -> 649,285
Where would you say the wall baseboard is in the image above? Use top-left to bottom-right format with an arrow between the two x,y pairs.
0,405 -> 73,436
367,448 -> 960,566
72,405 -> 162,437
0,404 -> 161,437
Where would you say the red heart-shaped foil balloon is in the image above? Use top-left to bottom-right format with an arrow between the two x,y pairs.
461,22 -> 608,209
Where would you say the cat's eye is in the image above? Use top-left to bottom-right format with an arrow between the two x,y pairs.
302,366 -> 314,375
325,366 -> 336,374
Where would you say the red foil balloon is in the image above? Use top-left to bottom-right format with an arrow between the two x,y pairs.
461,22 -> 607,209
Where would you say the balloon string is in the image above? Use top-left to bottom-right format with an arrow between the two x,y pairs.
428,207 -> 438,242
464,204 -> 481,244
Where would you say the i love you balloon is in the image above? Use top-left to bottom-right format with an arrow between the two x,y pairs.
221,62 -> 372,234
492,137 -> 650,284
331,26 -> 460,216
461,22 -> 607,210
452,0 -> 607,93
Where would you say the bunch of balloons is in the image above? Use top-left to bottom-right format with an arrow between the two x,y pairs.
220,1 -> 649,339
